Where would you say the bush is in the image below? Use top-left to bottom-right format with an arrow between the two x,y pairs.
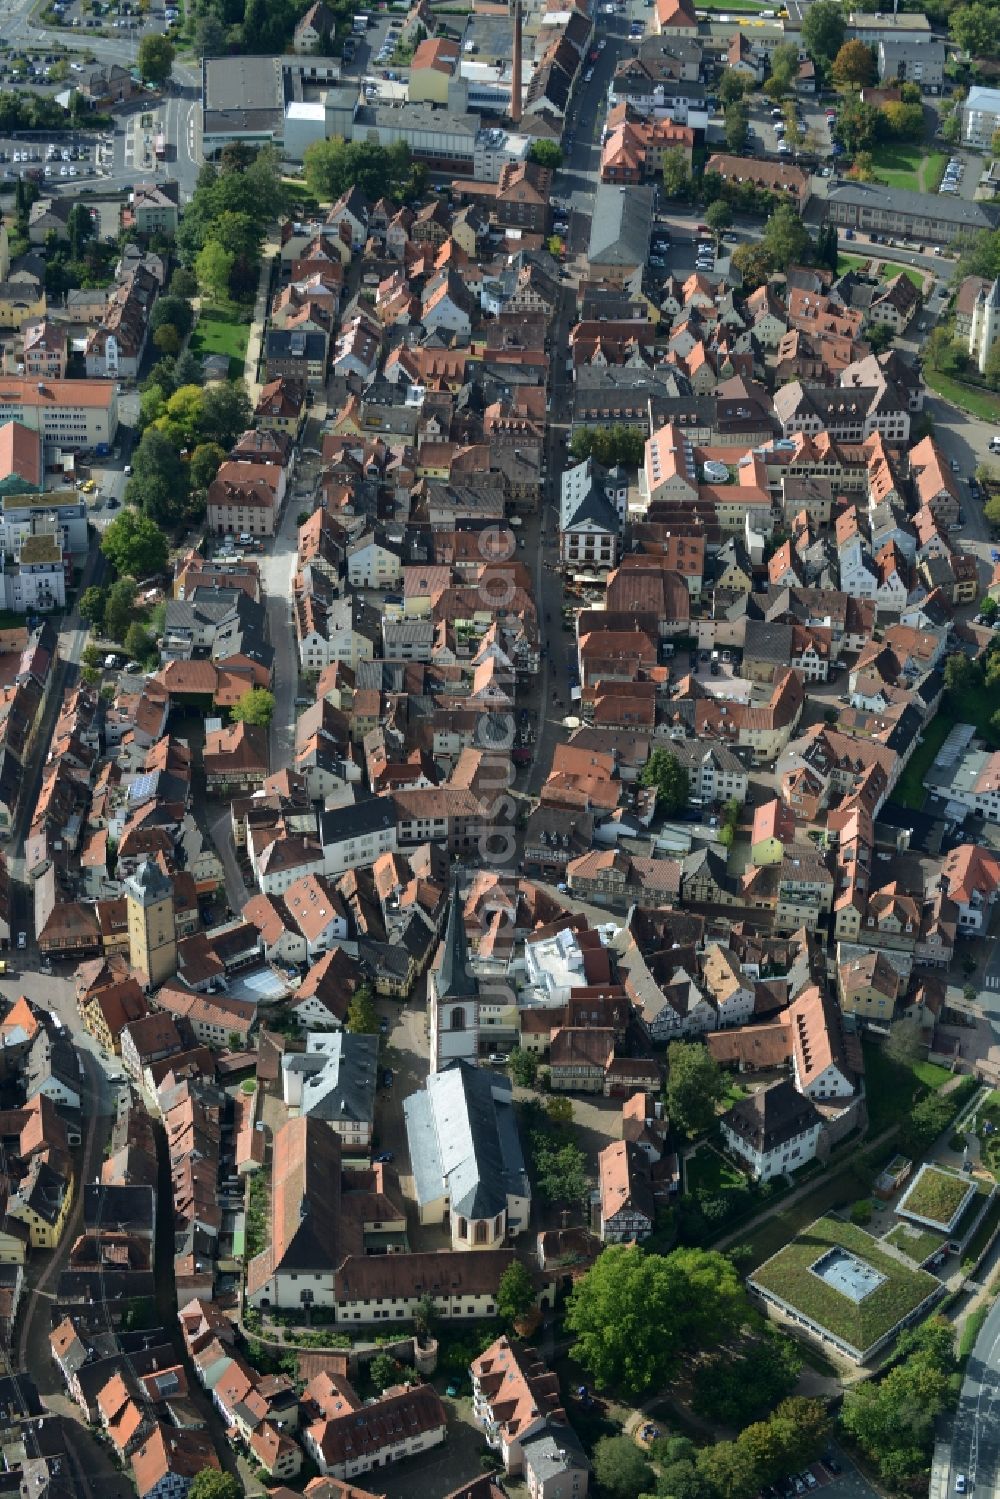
951,1132 -> 967,1152
850,1199 -> 873,1225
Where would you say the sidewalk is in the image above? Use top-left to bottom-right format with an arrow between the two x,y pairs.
243,234 -> 279,404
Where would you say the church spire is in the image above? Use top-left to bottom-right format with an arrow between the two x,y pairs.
437,872 -> 479,1000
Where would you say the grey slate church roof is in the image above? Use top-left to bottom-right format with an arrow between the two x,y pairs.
404,1060 -> 530,1220
436,874 -> 479,1001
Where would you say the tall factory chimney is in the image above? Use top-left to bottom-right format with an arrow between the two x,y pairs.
510,0 -> 523,124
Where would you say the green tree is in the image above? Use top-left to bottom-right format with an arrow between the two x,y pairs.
662,145 -> 692,199
719,71 -> 753,104
137,32 -> 175,82
153,323 -> 180,356
101,510 -> 169,578
199,381 -> 252,448
546,1096 -> 573,1126
724,101 -> 750,152
765,41 -> 800,96
801,0 -> 846,61
414,1294 -> 437,1341
985,493 -> 1000,529
692,1333 -> 802,1426
368,1353 -> 401,1393
835,96 -> 880,152
981,596 -> 999,622
944,653 -> 982,694
666,1042 -> 724,1138
66,202 -> 95,260
231,687 -> 275,726
345,984 -> 379,1034
951,2 -> 999,56
170,266 -> 198,299
569,425 -> 645,466
866,321 -> 895,355
762,202 -> 810,272
566,1245 -> 745,1395
592,1437 -> 654,1499
507,1047 -> 538,1087
840,1323 -> 956,1482
528,139 -> 563,168
731,242 -> 773,292
532,1138 -> 588,1207
496,1260 -> 535,1325
880,101 -> 925,140
706,200 -> 733,244
195,240 -> 235,301
696,1439 -> 759,1499
189,1474 -> 241,1499
125,428 -> 190,527
832,37 -> 876,87
659,1459 -> 716,1499
151,295 -> 195,338
123,622 -> 153,662
79,585 -> 108,631
640,748 -> 690,814
174,351 -> 205,388
189,441 -> 226,492
104,577 -> 137,642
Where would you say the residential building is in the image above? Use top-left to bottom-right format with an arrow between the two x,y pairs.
597,1139 -> 655,1242
720,1079 -> 823,1182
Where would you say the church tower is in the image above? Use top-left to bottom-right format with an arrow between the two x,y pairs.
428,874 -> 480,1074
126,860 -> 177,991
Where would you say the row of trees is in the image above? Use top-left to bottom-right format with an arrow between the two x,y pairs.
302,137 -> 425,206
176,145 -> 287,302
568,424 -> 646,467
841,1319 -> 959,1484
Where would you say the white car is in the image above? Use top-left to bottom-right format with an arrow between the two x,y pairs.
955,1477 -> 967,1495
60,165 -> 68,176
16,932 -> 25,950
584,67 -> 594,80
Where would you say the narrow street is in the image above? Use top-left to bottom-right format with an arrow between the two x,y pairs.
16,1054 -> 112,1381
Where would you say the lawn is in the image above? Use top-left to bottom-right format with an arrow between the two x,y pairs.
686,1146 -> 746,1195
898,1163 -> 975,1229
750,1216 -> 941,1359
862,1038 -> 952,1136
962,1193 -> 1000,1262
738,1156 -> 877,1269
884,1222 -> 947,1264
189,302 -> 251,379
836,252 -> 925,292
893,712 -> 952,810
869,141 -> 946,194
924,364 -> 1000,423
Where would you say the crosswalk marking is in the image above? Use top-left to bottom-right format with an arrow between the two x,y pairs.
984,975 -> 1000,990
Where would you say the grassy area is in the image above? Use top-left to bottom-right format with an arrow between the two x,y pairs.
189,302 -> 251,379
836,252 -> 925,292
737,1157 -> 877,1269
862,1038 -> 952,1136
687,1146 -> 747,1195
884,1222 -> 947,1264
894,714 -> 952,809
750,1216 -> 941,1356
962,1193 -> 1000,1262
870,140 -> 947,194
924,364 -> 1000,422
898,1164 -> 975,1228
959,1304 -> 989,1360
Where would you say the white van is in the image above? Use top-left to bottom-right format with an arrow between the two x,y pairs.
990,435 -> 1000,453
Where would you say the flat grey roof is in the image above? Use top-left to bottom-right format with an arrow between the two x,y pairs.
204,55 -> 284,112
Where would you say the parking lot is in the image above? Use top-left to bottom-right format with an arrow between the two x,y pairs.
48,0 -> 170,38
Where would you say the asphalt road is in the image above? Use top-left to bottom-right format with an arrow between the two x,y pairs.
951,1289 -> 1000,1497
